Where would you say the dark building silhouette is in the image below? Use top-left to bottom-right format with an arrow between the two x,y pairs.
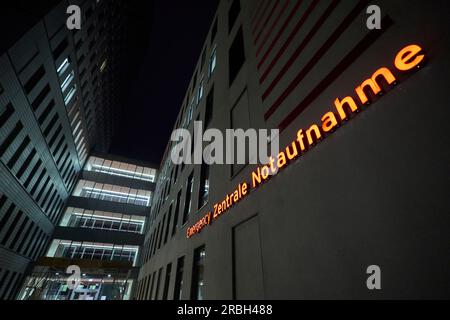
0,0 -> 153,300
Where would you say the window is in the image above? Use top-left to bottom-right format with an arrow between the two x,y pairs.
7,136 -> 30,170
198,164 -> 210,209
205,86 -> 214,128
172,190 -> 182,236
0,122 -> 23,158
0,103 -> 14,129
198,77 -> 204,101
24,66 -> 45,94
162,263 -> 172,300
211,19 -> 218,45
100,59 -> 108,73
53,38 -> 68,60
31,84 -> 51,111
164,204 -> 172,244
0,203 -> 16,240
182,173 -> 194,225
191,246 -> 206,300
149,271 -> 156,300
60,71 -> 75,92
38,100 -> 55,125
154,268 -> 163,300
209,45 -> 217,77
64,85 -> 77,106
229,27 -> 245,86
228,0 -> 241,33
230,89 -> 251,176
201,48 -> 207,70
173,256 -> 185,300
56,58 -> 70,76
16,149 -> 36,180
85,156 -> 156,182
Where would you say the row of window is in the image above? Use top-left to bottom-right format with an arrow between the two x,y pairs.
24,31 -> 82,189
55,54 -> 88,166
153,84 -> 214,222
0,193 -> 50,262
60,207 -> 145,234
86,156 -> 157,182
153,1 -> 246,220
136,245 -> 205,300
73,180 -> 152,207
73,0 -> 123,146
0,103 -> 66,222
46,240 -> 139,266
20,55 -> 79,191
0,268 -> 24,300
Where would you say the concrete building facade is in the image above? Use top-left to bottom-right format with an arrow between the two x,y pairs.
136,0 -> 450,300
0,0 -> 151,300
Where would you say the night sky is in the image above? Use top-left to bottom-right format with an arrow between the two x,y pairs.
110,1 -> 219,165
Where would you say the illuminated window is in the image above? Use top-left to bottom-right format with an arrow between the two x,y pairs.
182,173 -> 194,225
198,163 -> 209,209
198,77 -> 204,101
56,58 -> 70,76
46,240 -> 139,266
60,207 -> 145,234
100,59 -> 108,73
73,180 -> 152,206
173,256 -> 185,300
61,70 -> 75,92
209,45 -> 217,77
85,156 -> 157,182
64,85 -> 77,106
191,246 -> 206,300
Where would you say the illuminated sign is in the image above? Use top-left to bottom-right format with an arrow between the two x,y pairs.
187,44 -> 425,239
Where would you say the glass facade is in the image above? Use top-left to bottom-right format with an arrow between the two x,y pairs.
60,207 -> 145,234
85,156 -> 157,182
73,180 -> 152,206
46,240 -> 139,266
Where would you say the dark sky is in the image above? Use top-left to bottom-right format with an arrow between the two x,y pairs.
110,1 -> 219,165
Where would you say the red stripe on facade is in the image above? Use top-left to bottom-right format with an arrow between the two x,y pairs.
264,0 -> 368,121
260,0 -> 321,84
257,0 -> 303,70
251,0 -> 268,26
252,0 -> 273,35
256,0 -> 290,57
254,1 -> 280,44
277,15 -> 392,132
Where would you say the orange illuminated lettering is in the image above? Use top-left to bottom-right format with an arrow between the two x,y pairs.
356,67 -> 397,105
306,124 -> 322,146
334,96 -> 359,121
242,183 -> 248,196
296,130 -> 306,151
277,151 -> 287,168
252,168 -> 262,188
261,166 -> 270,179
321,112 -> 339,133
188,43 -> 427,239
395,44 -> 424,71
286,141 -> 299,160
